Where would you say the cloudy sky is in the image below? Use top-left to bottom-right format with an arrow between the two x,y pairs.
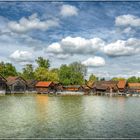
0,2 -> 140,79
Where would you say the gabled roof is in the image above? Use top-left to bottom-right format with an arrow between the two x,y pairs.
35,81 -> 54,87
93,81 -> 118,89
6,76 -> 27,85
117,80 -> 126,89
86,81 -> 94,88
128,83 -> 140,88
0,73 -> 7,82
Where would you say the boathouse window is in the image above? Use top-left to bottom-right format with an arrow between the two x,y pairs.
0,82 -> 6,89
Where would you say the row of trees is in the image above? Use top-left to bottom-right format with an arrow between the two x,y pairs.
88,75 -> 140,83
0,57 -> 140,85
0,57 -> 87,85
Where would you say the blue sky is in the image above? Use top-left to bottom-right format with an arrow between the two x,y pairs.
0,2 -> 140,79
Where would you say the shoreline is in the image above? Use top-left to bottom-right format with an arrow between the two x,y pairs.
1,92 -> 140,97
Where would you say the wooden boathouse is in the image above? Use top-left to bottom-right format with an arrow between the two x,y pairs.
27,79 -> 38,92
6,76 -> 28,93
127,83 -> 140,93
92,81 -> 118,94
117,80 -> 126,92
35,81 -> 56,94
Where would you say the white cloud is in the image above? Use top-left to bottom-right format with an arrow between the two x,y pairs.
82,56 -> 105,67
122,27 -> 132,33
103,38 -> 140,56
47,42 -> 63,54
115,14 -> 140,27
60,4 -> 78,17
46,36 -> 105,55
8,13 -> 59,33
10,50 -> 33,63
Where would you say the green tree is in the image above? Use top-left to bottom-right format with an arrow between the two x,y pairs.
35,57 -> 50,69
100,77 -> 105,81
137,77 -> 140,83
47,71 -> 59,82
0,62 -> 17,77
111,77 -> 125,81
59,65 -> 72,85
22,64 -> 35,80
69,62 -> 86,85
89,74 -> 98,82
69,61 -> 87,76
34,67 -> 48,81
59,62 -> 86,85
127,76 -> 138,83
34,67 -> 59,81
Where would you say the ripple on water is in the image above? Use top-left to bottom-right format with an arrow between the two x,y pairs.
0,94 -> 140,138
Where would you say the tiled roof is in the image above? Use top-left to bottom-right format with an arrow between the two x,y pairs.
35,81 -> 53,87
128,83 -> 140,87
117,80 -> 126,89
93,81 -> 118,88
6,76 -> 27,85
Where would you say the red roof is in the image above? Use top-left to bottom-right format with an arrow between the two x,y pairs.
128,83 -> 140,87
117,80 -> 126,89
35,81 -> 53,87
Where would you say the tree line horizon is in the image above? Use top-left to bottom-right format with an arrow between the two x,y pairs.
0,57 -> 139,85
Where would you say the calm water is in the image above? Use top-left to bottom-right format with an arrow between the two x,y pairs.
0,94 -> 140,138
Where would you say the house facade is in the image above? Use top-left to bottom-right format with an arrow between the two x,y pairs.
26,80 -> 38,92
93,81 -> 118,93
127,83 -> 140,93
6,76 -> 28,93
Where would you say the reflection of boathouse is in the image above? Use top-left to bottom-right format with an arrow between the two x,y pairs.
0,74 -> 7,94
6,76 -> 28,93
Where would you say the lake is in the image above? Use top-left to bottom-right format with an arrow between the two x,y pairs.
0,94 -> 140,138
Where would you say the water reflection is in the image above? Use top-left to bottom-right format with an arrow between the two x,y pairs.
35,94 -> 49,121
0,95 -> 140,138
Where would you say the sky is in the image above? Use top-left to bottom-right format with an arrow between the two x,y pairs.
0,1 -> 140,79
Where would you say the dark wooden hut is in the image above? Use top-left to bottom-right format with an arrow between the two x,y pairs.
26,80 -> 38,92
0,74 -> 7,94
6,76 -> 28,93
127,83 -> 140,93
93,81 -> 118,93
